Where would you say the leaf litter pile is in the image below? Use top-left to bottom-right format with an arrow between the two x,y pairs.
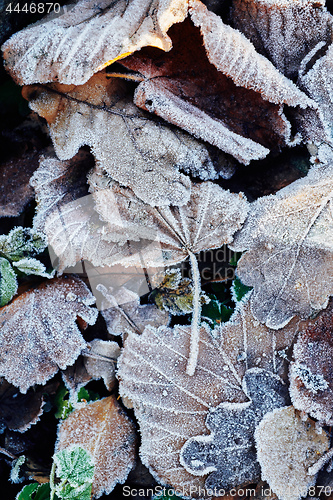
1,0 -> 333,499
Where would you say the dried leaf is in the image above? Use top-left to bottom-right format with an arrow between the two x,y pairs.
180,368 -> 289,491
98,285 -> 169,337
2,0 -> 188,85
121,0 -> 313,164
83,339 -> 120,391
24,72 -> 218,206
91,174 -> 248,374
255,406 -> 330,500
117,311 -> 296,495
0,276 -> 98,393
231,164 -> 333,329
231,0 -> 333,80
0,378 -> 45,433
57,396 -> 137,498
289,302 -> 333,424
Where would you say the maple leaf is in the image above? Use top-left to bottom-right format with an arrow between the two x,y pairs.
179,368 -> 289,492
56,396 -> 137,498
2,0 -> 188,86
289,301 -> 333,424
231,0 -> 333,80
0,276 -> 98,393
117,311 -> 298,496
231,163 -> 333,329
24,72 -> 219,206
255,406 -> 330,500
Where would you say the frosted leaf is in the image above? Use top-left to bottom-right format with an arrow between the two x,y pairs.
180,368 -> 289,491
83,339 -> 120,391
0,257 -> 18,307
56,396 -> 137,498
53,447 -> 94,488
151,268 -> 208,316
0,377 -> 45,433
231,163 -> 333,329
30,153 -> 136,271
0,226 -> 47,262
24,72 -> 218,206
117,318 -> 291,494
12,258 -> 54,278
121,1 -> 313,164
215,299 -> 298,383
299,43 -> 333,145
117,324 -> 248,493
255,406 -> 330,500
289,302 -> 333,424
0,276 -> 98,393
231,0 -> 333,80
99,285 -> 169,337
91,176 -> 248,268
2,0 -> 187,86
91,174 -> 248,374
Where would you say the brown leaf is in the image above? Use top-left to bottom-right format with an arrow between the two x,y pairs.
289,301 -> 333,424
57,396 -> 137,498
255,406 -> 330,500
231,0 -> 333,80
0,276 -> 98,393
117,307 -> 298,496
0,378 -> 46,433
2,0 -> 188,85
121,0 -> 313,164
83,339 -> 120,391
98,285 -> 170,337
24,72 -> 218,206
231,164 -> 333,329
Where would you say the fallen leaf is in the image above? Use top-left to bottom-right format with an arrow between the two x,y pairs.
83,339 -> 120,391
231,0 -> 333,80
0,276 -> 98,393
122,0 -> 313,164
98,285 -> 170,337
117,311 -> 296,496
231,163 -> 333,329
0,378 -> 45,433
2,0 -> 188,86
91,174 -> 248,374
289,302 -> 333,424
255,406 -> 330,500
180,368 -> 289,492
57,395 -> 137,498
24,72 -> 218,206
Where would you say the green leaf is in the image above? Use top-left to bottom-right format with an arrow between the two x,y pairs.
34,483 -> 52,500
13,258 -> 54,278
77,387 -> 100,404
232,277 -> 252,302
53,447 -> 94,489
56,482 -> 92,500
54,385 -> 100,420
202,293 -> 233,326
0,257 -> 18,306
0,227 -> 47,262
16,483 -> 39,500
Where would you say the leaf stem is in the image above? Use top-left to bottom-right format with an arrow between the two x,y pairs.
186,251 -> 201,376
49,461 -> 56,500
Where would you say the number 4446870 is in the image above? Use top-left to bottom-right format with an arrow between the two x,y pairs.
6,3 -> 61,13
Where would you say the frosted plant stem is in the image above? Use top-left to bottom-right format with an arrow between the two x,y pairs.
186,251 -> 202,376
49,461 -> 56,500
